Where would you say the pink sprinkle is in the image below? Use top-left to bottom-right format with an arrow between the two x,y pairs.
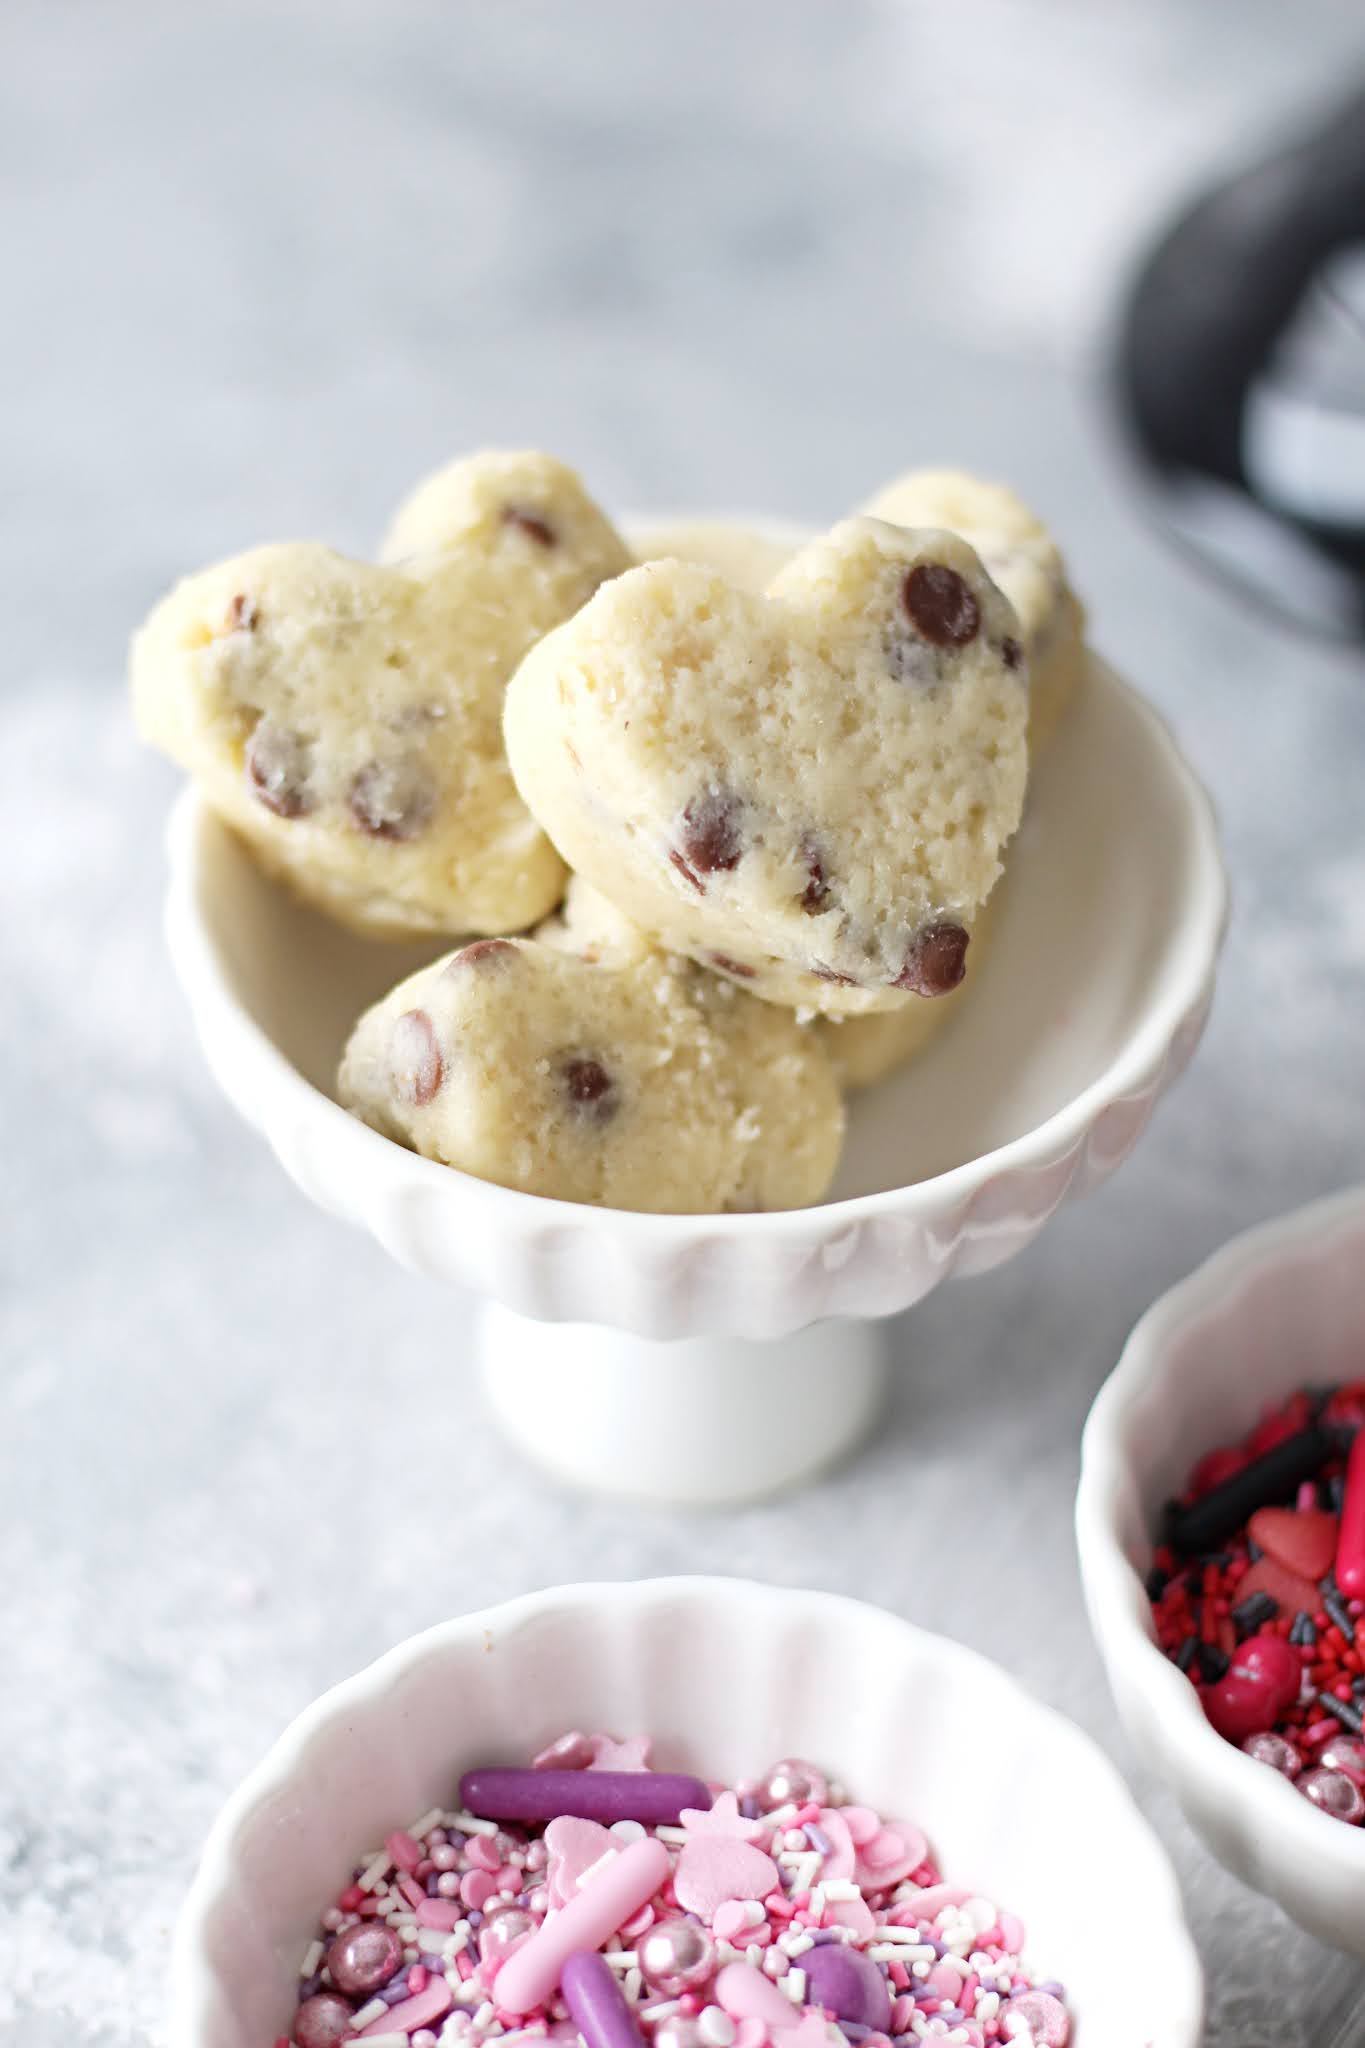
896,1884 -> 969,1920
339,1885 -> 367,1912
416,1900 -> 463,1931
997,1912 -> 1025,1953
408,1967 -> 429,1995
466,1835 -> 503,1874
461,1870 -> 499,1910
891,1996 -> 916,2034
388,1831 -> 423,1876
888,1963 -> 910,1992
360,1980 -> 453,2037
398,1877 -> 426,1911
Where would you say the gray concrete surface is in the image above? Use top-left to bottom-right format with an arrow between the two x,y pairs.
4,3 -> 1365,2041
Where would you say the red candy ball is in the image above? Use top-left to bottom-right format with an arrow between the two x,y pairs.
1204,1633 -> 1302,1744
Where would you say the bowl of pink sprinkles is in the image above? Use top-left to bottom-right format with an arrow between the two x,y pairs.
171,1581 -> 1201,2048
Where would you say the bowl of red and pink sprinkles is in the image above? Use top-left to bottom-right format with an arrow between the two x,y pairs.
171,1582 -> 1199,2048
1079,1187 -> 1365,1956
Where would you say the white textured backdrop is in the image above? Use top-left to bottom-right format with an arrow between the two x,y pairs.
4,3 -> 1365,2042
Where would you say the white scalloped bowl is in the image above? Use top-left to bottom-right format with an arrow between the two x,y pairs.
164,649 -> 1224,1334
170,1578 -> 1202,2048
1077,1187 -> 1365,1954
161,526 -> 1226,1499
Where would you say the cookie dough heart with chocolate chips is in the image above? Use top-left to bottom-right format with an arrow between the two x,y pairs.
131,450 -> 630,937
503,517 -> 1029,1015
337,934 -> 844,1212
863,467 -> 1086,750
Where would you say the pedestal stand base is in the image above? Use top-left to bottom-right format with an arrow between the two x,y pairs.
478,1306 -> 888,1506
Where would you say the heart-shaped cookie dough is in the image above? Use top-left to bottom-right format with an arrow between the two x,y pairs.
504,517 -> 1028,1015
132,450 -> 630,937
863,468 -> 1086,750
337,934 -> 843,1213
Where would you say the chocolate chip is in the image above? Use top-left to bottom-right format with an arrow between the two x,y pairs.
449,938 -> 518,971
1001,635 -> 1024,671
708,953 -> 757,979
244,720 -> 312,818
560,1055 -> 617,1122
348,758 -> 435,841
800,839 -> 831,915
894,921 -> 970,996
229,592 -> 258,631
903,564 -> 981,648
390,1009 -> 443,1106
674,788 -> 743,890
502,505 -> 557,547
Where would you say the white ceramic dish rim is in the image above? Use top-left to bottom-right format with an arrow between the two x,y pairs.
170,1576 -> 1204,2046
1076,1187 -> 1365,1888
163,656 -> 1228,1242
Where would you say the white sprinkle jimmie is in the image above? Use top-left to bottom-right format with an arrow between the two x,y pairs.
350,1997 -> 390,2028
357,1853 -> 393,1893
408,1807 -> 446,1840
783,1971 -> 807,2004
445,1811 -> 501,1836
300,1940 -> 324,1977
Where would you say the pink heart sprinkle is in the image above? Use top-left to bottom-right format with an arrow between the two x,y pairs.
838,1806 -> 881,1847
855,1824 -> 928,1890
674,1837 -> 780,1918
544,1815 -> 618,1909
460,1870 -> 498,1911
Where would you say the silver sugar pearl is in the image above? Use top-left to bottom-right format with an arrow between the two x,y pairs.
638,1916 -> 715,1996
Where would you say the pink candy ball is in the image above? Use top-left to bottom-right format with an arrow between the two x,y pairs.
293,1993 -> 356,2048
325,1923 -> 403,1997
1240,1731 -> 1302,1779
479,1906 -> 535,1963
1300,1768 -> 1365,1825
1318,1737 -> 1365,1784
755,1758 -> 828,1810
638,1917 -> 715,1997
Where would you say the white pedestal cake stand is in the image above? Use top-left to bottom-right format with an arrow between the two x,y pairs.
164,642 -> 1226,1506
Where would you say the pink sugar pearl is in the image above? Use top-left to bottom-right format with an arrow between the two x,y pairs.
292,1993 -> 355,2048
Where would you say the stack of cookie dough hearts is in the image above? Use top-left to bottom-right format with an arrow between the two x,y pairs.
132,450 -> 1086,1214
